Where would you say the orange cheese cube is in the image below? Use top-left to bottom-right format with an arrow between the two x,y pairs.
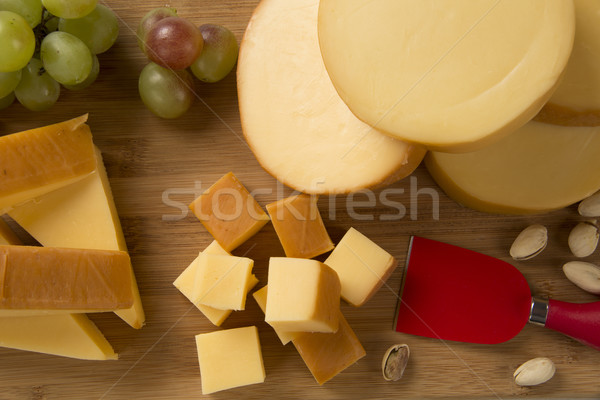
293,310 -> 366,385
0,245 -> 133,315
252,285 -> 300,345
189,172 -> 270,251
195,326 -> 266,394
0,115 -> 95,213
265,257 -> 341,333
324,227 -> 398,306
266,194 -> 334,258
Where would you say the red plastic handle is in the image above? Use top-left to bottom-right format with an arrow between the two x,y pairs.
545,299 -> 600,350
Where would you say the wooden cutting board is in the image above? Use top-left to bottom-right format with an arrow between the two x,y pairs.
2,1 -> 600,398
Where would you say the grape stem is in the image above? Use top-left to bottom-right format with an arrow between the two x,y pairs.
33,8 -> 56,54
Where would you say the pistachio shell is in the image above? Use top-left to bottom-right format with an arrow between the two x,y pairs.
382,344 -> 409,381
568,221 -> 599,258
510,224 -> 547,260
563,261 -> 600,295
514,357 -> 555,386
579,192 -> 600,217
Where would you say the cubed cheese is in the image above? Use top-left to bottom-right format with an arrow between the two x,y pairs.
266,194 -> 334,258
252,285 -> 300,345
265,257 -> 340,333
293,310 -> 366,385
0,115 -> 96,212
324,227 -> 397,306
0,245 -> 133,316
189,172 -> 270,251
192,253 -> 254,311
195,326 -> 265,394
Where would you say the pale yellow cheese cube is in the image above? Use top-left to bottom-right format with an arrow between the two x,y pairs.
265,257 -> 340,333
324,227 -> 398,306
195,326 -> 265,394
174,242 -> 259,325
252,285 -> 300,345
192,253 -> 254,311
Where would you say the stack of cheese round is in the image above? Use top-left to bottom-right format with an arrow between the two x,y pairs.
237,0 -> 426,195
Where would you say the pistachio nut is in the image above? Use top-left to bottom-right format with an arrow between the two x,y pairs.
382,344 -> 409,381
563,261 -> 600,295
579,191 -> 600,217
510,224 -> 547,260
568,221 -> 599,258
513,357 -> 555,386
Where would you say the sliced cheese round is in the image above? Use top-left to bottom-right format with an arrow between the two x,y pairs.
237,0 -> 425,195
318,0 -> 575,152
425,121 -> 600,214
536,0 -> 600,126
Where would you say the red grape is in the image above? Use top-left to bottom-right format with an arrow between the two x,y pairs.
145,16 -> 203,70
137,7 -> 177,54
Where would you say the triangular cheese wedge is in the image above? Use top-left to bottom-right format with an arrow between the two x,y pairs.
8,147 -> 145,329
0,221 -> 116,359
0,314 -> 117,360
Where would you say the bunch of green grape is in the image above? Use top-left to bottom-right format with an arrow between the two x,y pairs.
137,7 -> 239,119
0,0 -> 119,111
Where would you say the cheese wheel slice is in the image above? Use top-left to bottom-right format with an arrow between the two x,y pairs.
238,0 -> 425,194
536,0 -> 600,126
318,0 -> 575,152
425,121 -> 600,214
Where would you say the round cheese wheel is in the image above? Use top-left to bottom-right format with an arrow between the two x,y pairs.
237,0 -> 425,195
536,0 -> 600,126
318,0 -> 575,152
425,121 -> 600,214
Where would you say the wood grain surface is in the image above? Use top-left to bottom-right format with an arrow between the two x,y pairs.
1,1 -> 600,399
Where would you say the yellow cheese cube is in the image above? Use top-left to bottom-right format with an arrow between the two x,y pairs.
266,194 -> 334,258
252,285 -> 300,345
0,115 -> 96,213
265,257 -> 341,333
192,253 -> 254,311
195,326 -> 265,394
293,311 -> 366,385
324,227 -> 398,306
0,314 -> 117,360
0,245 -> 133,316
189,172 -> 270,251
174,241 -> 260,325
8,147 -> 145,329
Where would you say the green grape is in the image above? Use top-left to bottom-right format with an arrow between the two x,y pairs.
138,62 -> 194,119
190,24 -> 239,83
58,4 -> 119,54
0,11 -> 35,72
14,58 -> 60,111
64,54 -> 98,90
0,0 -> 42,28
45,15 -> 59,33
41,0 -> 96,19
0,69 -> 21,98
0,91 -> 15,110
41,31 -> 92,86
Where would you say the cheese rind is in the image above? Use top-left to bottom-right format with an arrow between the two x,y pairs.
293,311 -> 366,385
536,0 -> 600,126
252,285 -> 300,345
192,253 -> 254,311
318,0 -> 575,152
0,314 -> 117,360
189,172 -> 270,251
8,147 -> 145,329
0,114 -> 96,212
195,326 -> 265,394
266,194 -> 334,259
238,0 -> 425,194
426,121 -> 600,214
324,228 -> 397,306
0,245 -> 133,313
265,257 -> 341,333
